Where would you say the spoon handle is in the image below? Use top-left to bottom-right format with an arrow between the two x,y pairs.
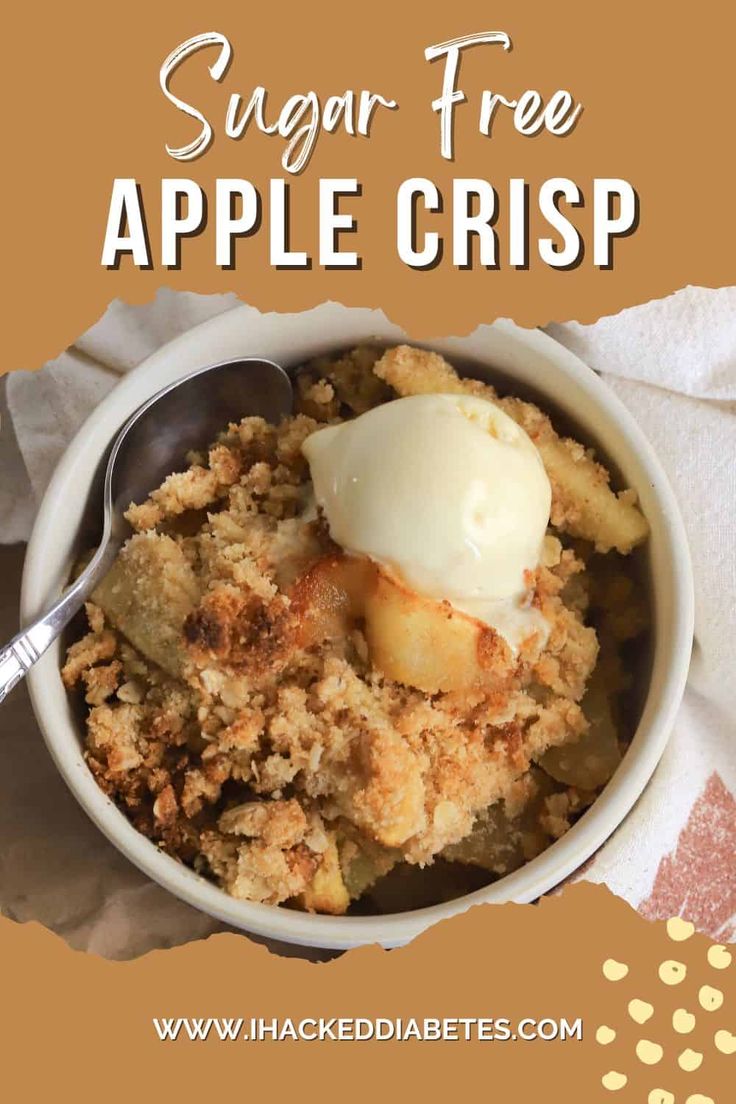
0,610 -> 64,702
0,598 -> 81,704
0,630 -> 45,703
0,541 -> 119,705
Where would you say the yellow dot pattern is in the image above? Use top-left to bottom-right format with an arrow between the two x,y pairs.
601,1071 -> 627,1091
678,1048 -> 703,1072
707,945 -> 731,971
597,915 -> 734,1098
629,998 -> 654,1024
659,959 -> 688,986
636,1039 -> 664,1065
603,958 -> 629,981
714,1029 -> 736,1055
667,917 -> 695,942
672,1008 -> 696,1034
698,984 -> 724,1012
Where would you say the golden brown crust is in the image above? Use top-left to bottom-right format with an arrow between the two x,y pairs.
183,585 -> 296,678
81,660 -> 122,706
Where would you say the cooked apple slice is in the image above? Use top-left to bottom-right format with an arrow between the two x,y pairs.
93,532 -> 199,677
337,825 -> 400,900
298,835 -> 350,915
442,769 -> 557,873
364,567 -> 514,694
290,552 -> 375,646
290,553 -> 515,694
539,683 -> 621,789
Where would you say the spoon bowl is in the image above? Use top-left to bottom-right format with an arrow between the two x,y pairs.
0,357 -> 294,702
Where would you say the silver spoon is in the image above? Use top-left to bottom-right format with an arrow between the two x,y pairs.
0,357 -> 294,704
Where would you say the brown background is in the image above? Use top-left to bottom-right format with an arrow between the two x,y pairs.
2,884 -> 734,1102
2,3 -> 735,1101
3,0 -> 735,372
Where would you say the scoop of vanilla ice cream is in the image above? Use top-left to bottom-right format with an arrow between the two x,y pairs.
302,394 -> 552,633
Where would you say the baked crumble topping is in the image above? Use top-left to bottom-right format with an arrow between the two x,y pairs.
62,345 -> 649,913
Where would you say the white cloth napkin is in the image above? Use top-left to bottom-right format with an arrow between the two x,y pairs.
1,286 -> 734,954
547,293 -> 736,941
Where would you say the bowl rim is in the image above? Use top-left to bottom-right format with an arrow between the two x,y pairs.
22,305 -> 694,950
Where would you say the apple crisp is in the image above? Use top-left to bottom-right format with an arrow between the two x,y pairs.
62,345 -> 649,913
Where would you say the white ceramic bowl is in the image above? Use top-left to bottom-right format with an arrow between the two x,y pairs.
22,304 -> 694,950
